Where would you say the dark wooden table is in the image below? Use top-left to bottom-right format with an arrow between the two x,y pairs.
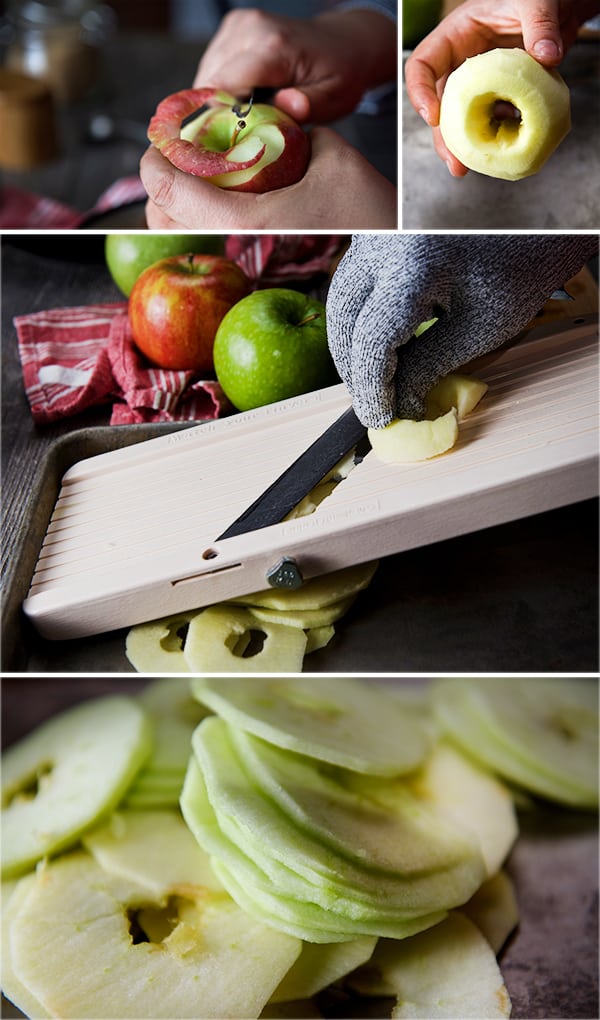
1,239 -> 598,673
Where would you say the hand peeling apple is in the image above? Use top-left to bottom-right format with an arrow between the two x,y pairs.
439,48 -> 571,181
147,87 -> 311,192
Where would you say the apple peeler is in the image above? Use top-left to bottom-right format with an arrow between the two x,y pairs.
22,315 -> 599,640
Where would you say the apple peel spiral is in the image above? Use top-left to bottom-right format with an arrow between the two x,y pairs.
148,87 -> 311,193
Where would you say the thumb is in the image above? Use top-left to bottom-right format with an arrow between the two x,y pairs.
519,0 -> 564,65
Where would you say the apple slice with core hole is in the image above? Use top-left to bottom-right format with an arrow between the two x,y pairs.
148,88 -> 310,192
183,605 -> 308,672
9,849 -> 301,1019
439,48 -> 571,181
1,696 -> 152,879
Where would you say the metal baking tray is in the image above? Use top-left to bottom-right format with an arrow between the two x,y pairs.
1,676 -> 598,1020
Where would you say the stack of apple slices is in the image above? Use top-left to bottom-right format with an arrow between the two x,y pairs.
2,676 -> 597,1019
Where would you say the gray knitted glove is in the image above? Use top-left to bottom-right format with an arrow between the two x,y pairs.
326,234 -> 598,426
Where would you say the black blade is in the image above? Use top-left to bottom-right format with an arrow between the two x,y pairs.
217,406 -> 368,541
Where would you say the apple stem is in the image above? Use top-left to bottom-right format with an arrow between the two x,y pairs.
296,312 -> 321,328
230,120 -> 245,148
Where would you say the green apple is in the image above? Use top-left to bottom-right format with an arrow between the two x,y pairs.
439,48 -> 571,180
403,0 -> 442,48
213,288 -> 337,411
105,232 -> 224,296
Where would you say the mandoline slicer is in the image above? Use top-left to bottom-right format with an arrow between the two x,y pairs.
23,315 -> 599,640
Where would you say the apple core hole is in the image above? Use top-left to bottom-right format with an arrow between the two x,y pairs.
159,619 -> 189,653
227,628 -> 267,658
3,761 -> 53,807
127,895 -> 190,945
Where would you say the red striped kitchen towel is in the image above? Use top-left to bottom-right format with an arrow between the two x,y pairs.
14,234 -> 344,425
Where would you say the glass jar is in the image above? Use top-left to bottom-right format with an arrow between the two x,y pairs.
3,0 -> 115,103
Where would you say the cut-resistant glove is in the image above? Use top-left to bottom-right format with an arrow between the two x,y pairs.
326,233 -> 598,426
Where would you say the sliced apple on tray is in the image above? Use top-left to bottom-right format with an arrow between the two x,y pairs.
147,87 -> 310,192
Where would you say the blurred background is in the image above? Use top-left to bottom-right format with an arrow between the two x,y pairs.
0,0 -> 396,226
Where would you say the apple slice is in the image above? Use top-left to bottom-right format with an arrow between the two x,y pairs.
137,676 -> 210,727
125,611 -> 197,672
439,48 -> 571,180
148,87 -> 310,192
1,696 -> 152,879
83,809 -> 222,898
349,913 -> 512,1017
459,871 -> 520,954
425,373 -> 489,421
432,678 -> 599,808
2,875 -> 51,1019
228,725 -> 483,876
269,937 -> 377,1003
183,605 -> 308,672
190,676 -> 432,776
9,849 -> 301,1020
246,594 -> 357,630
305,624 -> 335,654
228,561 -> 379,611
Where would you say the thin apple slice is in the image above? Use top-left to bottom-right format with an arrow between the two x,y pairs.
9,850 -> 301,1020
425,373 -> 489,420
228,725 -> 483,876
2,876 -> 51,1019
183,605 -> 308,672
269,937 -> 377,1003
459,871 -> 520,954
188,718 -> 485,915
137,676 -> 209,727
432,678 -> 599,808
349,913 -> 512,1017
83,809 -> 222,898
228,561 -> 378,611
407,741 -> 518,877
1,696 -> 152,879
190,676 -> 432,776
305,624 -> 335,654
125,611 -> 197,672
246,594 -> 356,630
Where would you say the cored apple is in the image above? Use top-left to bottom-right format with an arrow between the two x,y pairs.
128,253 -> 250,372
147,87 -> 311,193
439,48 -> 571,180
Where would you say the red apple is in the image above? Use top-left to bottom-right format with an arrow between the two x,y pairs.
147,87 -> 310,193
128,253 -> 251,372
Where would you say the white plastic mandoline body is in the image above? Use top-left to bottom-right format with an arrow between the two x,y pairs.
23,316 -> 599,640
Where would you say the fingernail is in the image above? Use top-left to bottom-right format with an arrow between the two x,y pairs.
419,106 -> 433,126
531,39 -> 561,61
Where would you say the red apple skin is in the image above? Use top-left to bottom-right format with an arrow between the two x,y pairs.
128,254 -> 251,372
147,87 -> 310,193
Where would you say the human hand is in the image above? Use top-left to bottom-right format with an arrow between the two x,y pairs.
404,0 -> 599,175
326,233 -> 598,426
140,127 -> 397,230
193,7 -> 396,124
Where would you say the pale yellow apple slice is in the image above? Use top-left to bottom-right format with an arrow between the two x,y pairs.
439,47 -> 571,181
305,624 -> 335,654
407,741 -> 518,878
246,594 -> 356,630
426,374 -> 489,421
350,913 -> 511,1017
269,937 -> 377,1003
9,849 -> 302,1020
2,877 -> 51,1020
125,611 -> 197,672
459,871 -> 520,954
229,561 -> 379,611
1,696 -> 153,880
183,605 -> 307,672
369,407 -> 459,464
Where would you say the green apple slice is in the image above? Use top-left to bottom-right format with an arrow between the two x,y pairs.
83,809 -> 222,898
245,595 -> 357,630
9,850 -> 301,1020
228,726 -> 484,876
269,937 -> 377,1003
407,741 -> 518,877
183,606 -> 308,672
190,677 -> 432,776
459,871 -> 519,955
189,718 -> 485,914
432,678 -> 599,808
181,754 -> 451,936
349,913 -> 512,1017
1,696 -> 153,879
305,625 -> 335,654
137,676 -> 210,727
228,561 -> 378,611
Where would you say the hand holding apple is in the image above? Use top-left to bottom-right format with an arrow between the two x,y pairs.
129,254 -> 250,373
147,88 -> 310,193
